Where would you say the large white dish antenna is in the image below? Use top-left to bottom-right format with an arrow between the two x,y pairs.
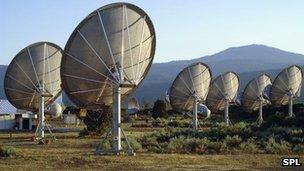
4,42 -> 62,111
127,97 -> 140,110
47,103 -> 63,118
60,3 -> 156,155
206,72 -> 239,126
4,42 -> 63,139
61,3 -> 156,109
269,65 -> 303,117
169,62 -> 212,129
241,74 -> 272,125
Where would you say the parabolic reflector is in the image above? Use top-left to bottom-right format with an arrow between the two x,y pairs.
169,62 -> 212,111
270,65 -> 303,106
127,97 -> 140,110
242,74 -> 272,112
4,42 -> 63,111
61,3 -> 156,109
206,72 -> 239,112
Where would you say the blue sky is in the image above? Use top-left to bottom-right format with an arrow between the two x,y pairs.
0,0 -> 303,64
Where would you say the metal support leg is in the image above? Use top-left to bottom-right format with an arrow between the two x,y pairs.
44,122 -> 57,141
35,117 -> 57,141
257,100 -> 263,126
38,94 -> 45,139
193,100 -> 198,130
95,130 -> 111,155
288,94 -> 294,118
112,86 -> 121,154
95,87 -> 135,155
121,127 -> 135,156
224,100 -> 229,126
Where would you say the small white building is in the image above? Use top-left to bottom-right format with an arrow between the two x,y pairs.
0,100 -> 33,130
63,111 -> 80,125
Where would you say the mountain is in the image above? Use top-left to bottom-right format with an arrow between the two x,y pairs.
133,44 -> 304,104
1,44 -> 304,105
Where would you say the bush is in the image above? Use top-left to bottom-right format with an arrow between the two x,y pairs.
96,137 -> 142,152
205,141 -> 227,154
152,100 -> 168,119
147,143 -> 168,153
0,146 -> 17,158
141,129 -> 169,150
265,138 -> 291,154
167,136 -> 209,154
81,107 -> 111,136
131,123 -> 152,128
239,138 -> 259,153
168,119 -> 190,128
293,144 -> 304,153
208,122 -> 252,140
224,135 -> 242,147
123,137 -> 142,152
262,111 -> 304,128
151,118 -> 168,127
287,128 -> 303,137
167,136 -> 188,153
97,140 -> 111,151
138,114 -> 304,154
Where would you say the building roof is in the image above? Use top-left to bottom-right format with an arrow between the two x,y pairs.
0,100 -> 17,114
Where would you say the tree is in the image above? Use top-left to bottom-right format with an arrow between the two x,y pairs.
82,106 -> 111,135
152,100 -> 168,118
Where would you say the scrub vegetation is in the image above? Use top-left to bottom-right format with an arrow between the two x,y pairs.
0,104 -> 303,170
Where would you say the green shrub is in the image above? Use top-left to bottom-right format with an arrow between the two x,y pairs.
123,137 -> 142,152
239,138 -> 259,153
227,122 -> 251,137
168,119 -> 190,128
224,135 -> 242,147
0,146 -> 17,158
152,100 -> 168,119
141,135 -> 159,148
167,136 -> 186,153
205,141 -> 227,154
141,129 -> 169,149
97,140 -> 111,151
208,122 -> 252,140
139,116 -> 304,154
82,107 -> 111,136
293,144 -> 304,153
287,128 -> 303,137
265,138 -> 291,154
167,136 -> 209,154
151,118 -> 168,127
131,123 -> 152,128
147,143 -> 168,153
256,126 -> 287,140
289,137 -> 304,144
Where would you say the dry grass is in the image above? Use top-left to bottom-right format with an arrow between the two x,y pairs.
0,131 -> 303,170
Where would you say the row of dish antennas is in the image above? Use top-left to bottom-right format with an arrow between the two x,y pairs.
4,2 -> 156,155
167,62 -> 303,128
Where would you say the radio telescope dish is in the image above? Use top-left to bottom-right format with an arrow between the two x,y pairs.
4,42 -> 63,139
128,97 -> 140,110
169,62 -> 212,130
126,97 -> 140,116
241,74 -> 272,125
165,89 -> 170,103
269,65 -> 303,117
206,72 -> 239,126
60,3 -> 155,155
47,103 -> 63,118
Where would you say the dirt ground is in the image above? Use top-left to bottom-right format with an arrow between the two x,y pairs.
0,131 -> 303,170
